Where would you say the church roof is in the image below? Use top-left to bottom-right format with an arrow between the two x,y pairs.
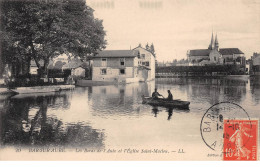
215,34 -> 219,45
189,49 -> 211,56
219,48 -> 244,55
208,32 -> 214,50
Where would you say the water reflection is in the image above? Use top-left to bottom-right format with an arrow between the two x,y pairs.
156,77 -> 249,106
152,106 -> 159,117
1,91 -> 104,148
250,76 -> 260,104
89,82 -> 155,117
151,106 -> 189,121
167,108 -> 173,120
0,77 -> 259,149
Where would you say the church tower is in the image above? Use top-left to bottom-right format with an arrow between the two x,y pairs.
208,32 -> 214,50
214,34 -> 219,51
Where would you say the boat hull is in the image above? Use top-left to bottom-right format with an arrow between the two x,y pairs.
11,85 -> 75,94
142,96 -> 190,109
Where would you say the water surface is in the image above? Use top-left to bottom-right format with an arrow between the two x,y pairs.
0,77 -> 259,159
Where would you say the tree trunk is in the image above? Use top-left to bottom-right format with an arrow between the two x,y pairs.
29,38 -> 41,70
43,58 -> 49,82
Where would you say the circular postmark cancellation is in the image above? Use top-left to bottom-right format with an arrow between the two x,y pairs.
200,102 -> 255,155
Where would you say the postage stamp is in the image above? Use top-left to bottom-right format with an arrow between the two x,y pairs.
200,102 -> 259,161
200,102 -> 251,152
223,120 -> 258,161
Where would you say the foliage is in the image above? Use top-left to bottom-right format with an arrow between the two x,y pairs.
140,42 -> 155,56
1,0 -> 106,76
145,43 -> 150,50
150,43 -> 155,56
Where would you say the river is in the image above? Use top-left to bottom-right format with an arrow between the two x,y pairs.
0,77 -> 259,160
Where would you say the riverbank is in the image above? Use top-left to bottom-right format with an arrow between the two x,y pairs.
0,88 -> 14,95
77,80 -> 115,86
155,74 -> 250,80
76,77 -> 141,87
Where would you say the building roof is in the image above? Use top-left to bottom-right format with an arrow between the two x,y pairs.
132,46 -> 155,57
48,60 -> 65,70
219,48 -> 244,55
94,50 -> 138,58
62,59 -> 83,69
189,49 -> 211,56
30,60 -> 44,67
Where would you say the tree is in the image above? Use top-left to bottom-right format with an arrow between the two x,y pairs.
145,43 -> 150,50
1,0 -> 106,77
172,59 -> 177,66
150,43 -> 155,56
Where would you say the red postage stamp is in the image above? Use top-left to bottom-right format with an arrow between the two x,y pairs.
223,119 -> 258,161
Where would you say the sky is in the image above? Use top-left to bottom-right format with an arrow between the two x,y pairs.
87,0 -> 260,62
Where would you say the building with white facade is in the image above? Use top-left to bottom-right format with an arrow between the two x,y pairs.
92,48 -> 155,83
92,50 -> 139,83
133,46 -> 156,81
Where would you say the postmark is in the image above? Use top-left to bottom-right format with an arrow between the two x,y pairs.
200,102 -> 251,152
223,119 -> 258,161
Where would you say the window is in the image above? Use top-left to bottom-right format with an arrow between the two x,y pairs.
214,57 -> 216,61
101,69 -> 107,75
142,62 -> 146,65
120,58 -> 125,66
141,54 -> 145,59
120,69 -> 125,75
101,58 -> 107,67
145,62 -> 149,66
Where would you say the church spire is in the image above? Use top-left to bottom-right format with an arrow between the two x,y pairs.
214,33 -> 219,50
208,32 -> 214,50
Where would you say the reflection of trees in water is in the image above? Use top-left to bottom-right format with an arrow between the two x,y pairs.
1,93 -> 104,148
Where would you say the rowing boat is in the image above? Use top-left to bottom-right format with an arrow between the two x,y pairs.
142,96 -> 190,109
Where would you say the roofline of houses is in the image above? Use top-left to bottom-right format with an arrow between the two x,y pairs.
132,46 -> 156,57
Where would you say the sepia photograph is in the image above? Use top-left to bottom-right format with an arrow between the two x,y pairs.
0,0 -> 259,161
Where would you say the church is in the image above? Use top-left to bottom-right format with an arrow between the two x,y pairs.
187,33 -> 245,66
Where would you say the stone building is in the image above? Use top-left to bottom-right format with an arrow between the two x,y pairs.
92,48 -> 156,83
250,52 -> 260,75
187,33 -> 245,66
133,46 -> 156,81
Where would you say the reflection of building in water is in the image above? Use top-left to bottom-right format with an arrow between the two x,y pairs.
90,81 -> 155,115
1,93 -> 104,148
184,78 -> 247,105
249,76 -> 260,104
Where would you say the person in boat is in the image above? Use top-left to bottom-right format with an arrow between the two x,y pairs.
167,90 -> 173,101
152,88 -> 162,99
